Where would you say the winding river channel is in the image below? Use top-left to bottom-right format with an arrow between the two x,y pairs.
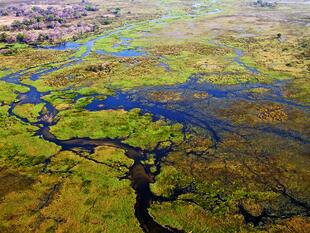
2,1 -> 310,232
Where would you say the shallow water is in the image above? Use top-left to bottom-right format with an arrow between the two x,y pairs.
1,0 -> 309,232
96,49 -> 146,57
1,4 -> 225,233
85,76 -> 309,144
39,42 -> 81,51
233,49 -> 260,74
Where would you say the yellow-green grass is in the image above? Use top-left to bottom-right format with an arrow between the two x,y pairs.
0,81 -> 29,105
0,149 -> 142,232
13,103 -> 45,123
0,106 -> 60,168
0,47 -> 73,72
50,108 -> 183,150
149,131 -> 310,232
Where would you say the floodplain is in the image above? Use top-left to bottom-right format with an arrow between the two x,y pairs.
0,0 -> 309,232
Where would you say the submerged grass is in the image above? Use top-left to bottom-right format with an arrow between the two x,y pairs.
0,1 -> 309,232
221,36 -> 310,102
149,131 -> 310,232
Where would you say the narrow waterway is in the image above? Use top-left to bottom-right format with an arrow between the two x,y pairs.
0,3 -> 226,232
1,0 -> 309,232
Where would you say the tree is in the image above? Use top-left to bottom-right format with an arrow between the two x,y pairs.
0,32 -> 8,42
6,35 -> 16,43
16,33 -> 25,43
112,8 -> 121,16
85,4 -> 97,11
24,32 -> 37,44
11,20 -> 22,30
37,33 -> 49,42
101,18 -> 112,25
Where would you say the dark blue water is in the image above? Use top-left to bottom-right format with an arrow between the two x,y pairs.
2,1 -> 309,146
85,90 -> 223,144
1,2 -> 308,231
85,77 -> 310,145
85,77 -> 310,114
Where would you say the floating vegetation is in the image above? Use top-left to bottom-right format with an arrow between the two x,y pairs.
0,0 -> 309,232
147,91 -> 183,103
257,105 -> 288,122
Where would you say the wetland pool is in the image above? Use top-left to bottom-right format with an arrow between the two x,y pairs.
1,0 -> 309,232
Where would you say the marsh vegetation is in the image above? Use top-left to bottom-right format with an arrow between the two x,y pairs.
0,0 -> 309,232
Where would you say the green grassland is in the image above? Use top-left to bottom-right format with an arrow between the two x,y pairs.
0,0 -> 309,232
0,46 -> 73,74
13,103 -> 45,122
50,108 -> 183,150
0,81 -> 29,104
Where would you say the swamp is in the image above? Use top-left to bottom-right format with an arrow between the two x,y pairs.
0,0 -> 309,232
